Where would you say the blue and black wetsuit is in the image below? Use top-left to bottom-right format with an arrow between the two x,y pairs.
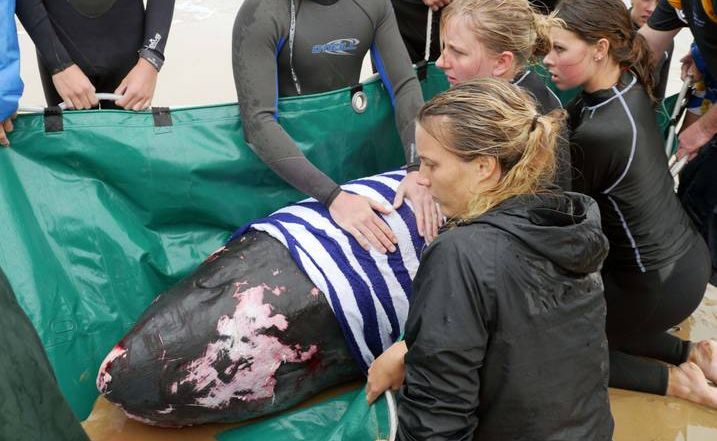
16,0 -> 174,107
233,0 -> 424,206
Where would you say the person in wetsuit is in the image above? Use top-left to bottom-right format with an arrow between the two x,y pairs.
544,0 -> 717,408
390,0 -> 448,64
434,0 -> 571,189
640,0 -> 717,283
16,0 -> 174,110
233,0 -> 440,253
374,79 -> 613,441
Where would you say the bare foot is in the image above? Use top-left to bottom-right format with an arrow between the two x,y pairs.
688,339 -> 717,384
667,362 -> 717,409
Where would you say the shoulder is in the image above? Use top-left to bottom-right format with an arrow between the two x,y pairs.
522,71 -> 562,113
423,223 -> 500,267
648,0 -> 688,30
351,0 -> 392,22
234,0 -> 288,43
237,0 -> 289,26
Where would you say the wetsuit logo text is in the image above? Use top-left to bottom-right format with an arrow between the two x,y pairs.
312,38 -> 360,55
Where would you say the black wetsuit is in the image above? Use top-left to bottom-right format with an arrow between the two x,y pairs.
390,0 -> 441,63
16,0 -> 174,107
514,68 -> 572,190
568,72 -> 710,395
233,0 -> 423,206
649,0 -> 717,284
397,192 -> 613,441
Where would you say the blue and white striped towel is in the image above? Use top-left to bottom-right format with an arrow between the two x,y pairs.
231,170 -> 424,371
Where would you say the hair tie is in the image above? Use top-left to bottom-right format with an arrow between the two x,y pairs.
530,114 -> 540,132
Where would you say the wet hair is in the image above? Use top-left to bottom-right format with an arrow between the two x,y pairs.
554,0 -> 657,102
417,78 -> 566,220
440,0 -> 558,70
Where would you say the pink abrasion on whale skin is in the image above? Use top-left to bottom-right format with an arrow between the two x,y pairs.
174,283 -> 318,409
97,344 -> 127,393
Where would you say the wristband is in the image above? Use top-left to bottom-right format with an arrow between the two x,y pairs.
138,47 -> 165,72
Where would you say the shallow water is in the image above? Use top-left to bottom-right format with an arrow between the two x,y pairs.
83,286 -> 717,440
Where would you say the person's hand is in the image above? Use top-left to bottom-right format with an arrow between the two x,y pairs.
422,0 -> 453,11
677,118 -> 715,161
114,58 -> 158,111
366,341 -> 408,404
0,114 -> 17,147
329,191 -> 398,254
680,53 -> 702,82
51,64 -> 98,110
394,171 -> 442,243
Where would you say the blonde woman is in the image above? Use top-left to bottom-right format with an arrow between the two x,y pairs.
435,0 -> 572,189
368,78 -> 613,440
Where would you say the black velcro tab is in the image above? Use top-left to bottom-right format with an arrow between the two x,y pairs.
416,60 -> 428,82
151,107 -> 172,127
43,107 -> 63,133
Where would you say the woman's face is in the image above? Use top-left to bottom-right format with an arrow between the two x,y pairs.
416,120 -> 484,218
543,27 -> 597,90
631,0 -> 657,27
436,16 -> 499,85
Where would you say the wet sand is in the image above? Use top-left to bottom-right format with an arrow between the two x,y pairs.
82,286 -> 717,441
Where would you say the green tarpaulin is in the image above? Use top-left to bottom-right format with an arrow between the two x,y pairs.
0,64 -> 448,420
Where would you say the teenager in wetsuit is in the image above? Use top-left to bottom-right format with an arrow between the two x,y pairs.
434,0 -> 570,190
376,79 -> 613,441
544,0 -> 717,408
233,0 -> 441,252
16,0 -> 174,110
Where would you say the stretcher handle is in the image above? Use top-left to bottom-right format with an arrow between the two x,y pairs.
665,75 -> 693,156
17,93 -> 126,113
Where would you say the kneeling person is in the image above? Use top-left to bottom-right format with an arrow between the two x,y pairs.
368,79 -> 614,440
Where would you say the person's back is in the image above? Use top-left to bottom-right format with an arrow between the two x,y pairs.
568,73 -> 696,271
401,193 -> 613,441
392,78 -> 613,441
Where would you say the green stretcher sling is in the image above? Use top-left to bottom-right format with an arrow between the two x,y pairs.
0,63 -> 448,420
0,61 -> 677,438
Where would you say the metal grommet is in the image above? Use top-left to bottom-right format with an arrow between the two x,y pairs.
351,91 -> 368,113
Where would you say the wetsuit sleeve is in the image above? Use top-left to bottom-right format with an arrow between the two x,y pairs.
143,0 -> 175,58
233,0 -> 342,206
15,0 -> 74,74
397,237 -> 488,441
647,0 -> 687,31
371,0 -> 424,169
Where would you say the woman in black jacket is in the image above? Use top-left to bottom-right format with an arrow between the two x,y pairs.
544,0 -> 717,408
368,78 -> 614,440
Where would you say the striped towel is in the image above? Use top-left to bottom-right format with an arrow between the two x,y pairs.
230,170 -> 424,371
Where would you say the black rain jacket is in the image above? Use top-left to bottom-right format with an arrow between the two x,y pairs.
397,191 -> 614,441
